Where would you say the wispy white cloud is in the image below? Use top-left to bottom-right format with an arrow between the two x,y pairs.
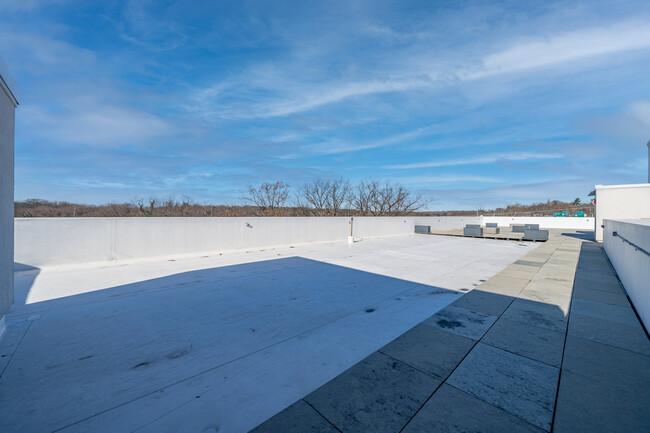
386,152 -> 564,170
0,30 -> 96,74
394,175 -> 503,185
0,0 -> 68,12
186,20 -> 650,120
21,103 -> 176,148
578,100 -> 650,144
465,21 -> 650,79
306,124 -> 439,155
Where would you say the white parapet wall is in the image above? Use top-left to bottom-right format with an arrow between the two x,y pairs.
0,57 -> 18,323
482,216 -> 594,230
15,216 -> 483,268
603,219 -> 650,330
595,184 -> 650,242
15,215 -> 591,269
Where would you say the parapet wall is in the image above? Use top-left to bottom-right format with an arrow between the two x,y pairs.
482,216 -> 594,230
595,184 -> 650,241
603,219 -> 650,330
14,215 -> 595,269
1,58 -> 18,326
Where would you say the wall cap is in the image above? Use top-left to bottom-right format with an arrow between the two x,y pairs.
595,183 -> 650,190
0,56 -> 19,106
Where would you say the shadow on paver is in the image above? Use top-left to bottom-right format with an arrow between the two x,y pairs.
12,262 -> 40,306
560,230 -> 595,241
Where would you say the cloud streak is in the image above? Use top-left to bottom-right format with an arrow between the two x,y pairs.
386,152 -> 564,170
187,20 -> 650,120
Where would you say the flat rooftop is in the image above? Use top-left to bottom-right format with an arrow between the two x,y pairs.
1,231 -> 648,432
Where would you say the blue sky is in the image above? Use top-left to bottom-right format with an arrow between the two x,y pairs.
2,0 -> 649,210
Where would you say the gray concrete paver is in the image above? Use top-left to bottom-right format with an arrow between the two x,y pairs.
379,323 -> 475,380
422,305 -> 497,340
562,335 -> 650,395
304,352 -> 440,433
449,289 -> 514,316
482,317 -> 565,367
567,312 -> 650,356
570,298 -> 638,327
447,342 -> 559,431
501,298 -> 568,332
553,370 -> 650,433
572,285 -> 630,307
249,400 -> 339,433
402,384 -> 545,433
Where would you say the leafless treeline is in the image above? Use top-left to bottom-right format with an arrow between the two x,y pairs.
242,179 -> 427,216
15,197 -> 261,218
15,179 -> 428,217
15,180 -> 593,218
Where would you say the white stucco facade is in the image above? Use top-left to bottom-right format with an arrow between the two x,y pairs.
15,215 -> 592,269
595,184 -> 650,241
482,216 -> 594,230
0,58 -> 18,328
603,219 -> 650,330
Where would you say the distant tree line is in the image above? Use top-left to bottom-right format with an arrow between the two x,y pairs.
243,179 -> 427,216
14,183 -> 592,218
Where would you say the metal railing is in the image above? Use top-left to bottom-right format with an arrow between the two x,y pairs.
612,231 -> 650,257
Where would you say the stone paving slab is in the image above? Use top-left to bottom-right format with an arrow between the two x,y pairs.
518,289 -> 571,312
501,298 -> 569,333
572,285 -> 630,306
447,342 -> 559,431
570,298 -> 639,327
573,276 -> 626,293
479,281 -> 526,297
574,272 -> 621,288
379,324 -> 475,381
553,370 -> 650,433
449,289 -> 514,316
422,305 -> 497,340
249,400 -> 338,433
401,384 -> 545,433
562,335 -> 650,396
482,318 -> 565,367
484,274 -> 532,290
304,351 -> 440,433
567,312 -> 650,356
514,260 -> 546,267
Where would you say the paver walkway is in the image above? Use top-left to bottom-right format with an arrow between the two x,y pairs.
250,231 -> 650,432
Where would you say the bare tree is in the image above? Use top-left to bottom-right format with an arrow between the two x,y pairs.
243,181 -> 290,215
299,179 -> 330,215
352,180 -> 426,216
148,197 -> 158,216
299,178 -> 352,216
328,178 -> 352,215
352,180 -> 376,215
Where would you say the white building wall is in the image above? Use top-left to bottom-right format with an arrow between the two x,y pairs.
603,219 -> 650,330
482,216 -> 594,230
0,59 -> 18,327
595,184 -> 650,242
15,215 -> 591,269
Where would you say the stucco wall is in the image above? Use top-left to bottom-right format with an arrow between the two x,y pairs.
482,216 -> 594,230
595,184 -> 650,241
15,216 -> 482,268
0,64 -> 17,324
14,215 -> 598,269
603,219 -> 650,330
